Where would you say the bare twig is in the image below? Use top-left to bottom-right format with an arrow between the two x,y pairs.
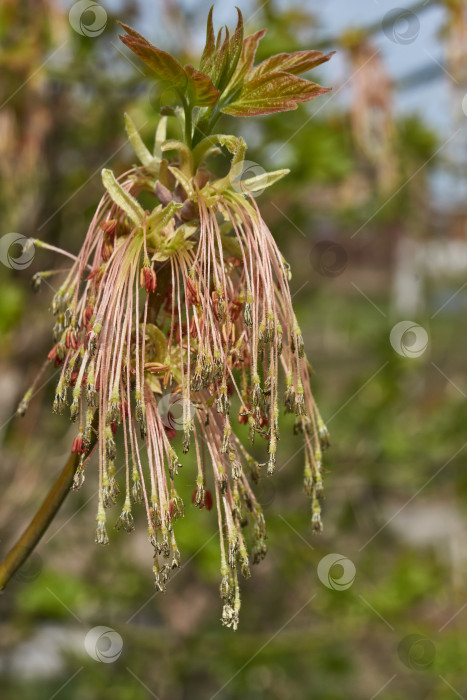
0,448 -> 82,591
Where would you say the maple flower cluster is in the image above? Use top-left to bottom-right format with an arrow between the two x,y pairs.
19,7 -> 333,629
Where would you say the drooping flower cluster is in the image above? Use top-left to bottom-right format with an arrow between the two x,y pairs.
19,8 -> 333,629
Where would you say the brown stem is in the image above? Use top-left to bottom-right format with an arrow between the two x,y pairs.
0,262 -> 173,591
0,449 -> 80,591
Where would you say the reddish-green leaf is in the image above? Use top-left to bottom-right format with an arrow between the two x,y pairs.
119,24 -> 187,88
202,8 -> 244,93
210,25 -> 230,85
222,71 -> 331,117
252,49 -> 335,77
200,5 -> 216,72
117,20 -> 148,42
117,21 -> 146,42
216,24 -> 227,51
223,7 -> 244,88
224,29 -> 267,97
185,65 -> 220,107
238,30 -> 267,77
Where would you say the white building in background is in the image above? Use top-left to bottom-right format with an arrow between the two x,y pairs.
392,235 -> 467,315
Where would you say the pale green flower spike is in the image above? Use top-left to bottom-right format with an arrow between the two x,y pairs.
124,112 -> 155,167
153,116 -> 167,159
238,168 -> 290,193
167,165 -> 195,198
101,168 -> 145,227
